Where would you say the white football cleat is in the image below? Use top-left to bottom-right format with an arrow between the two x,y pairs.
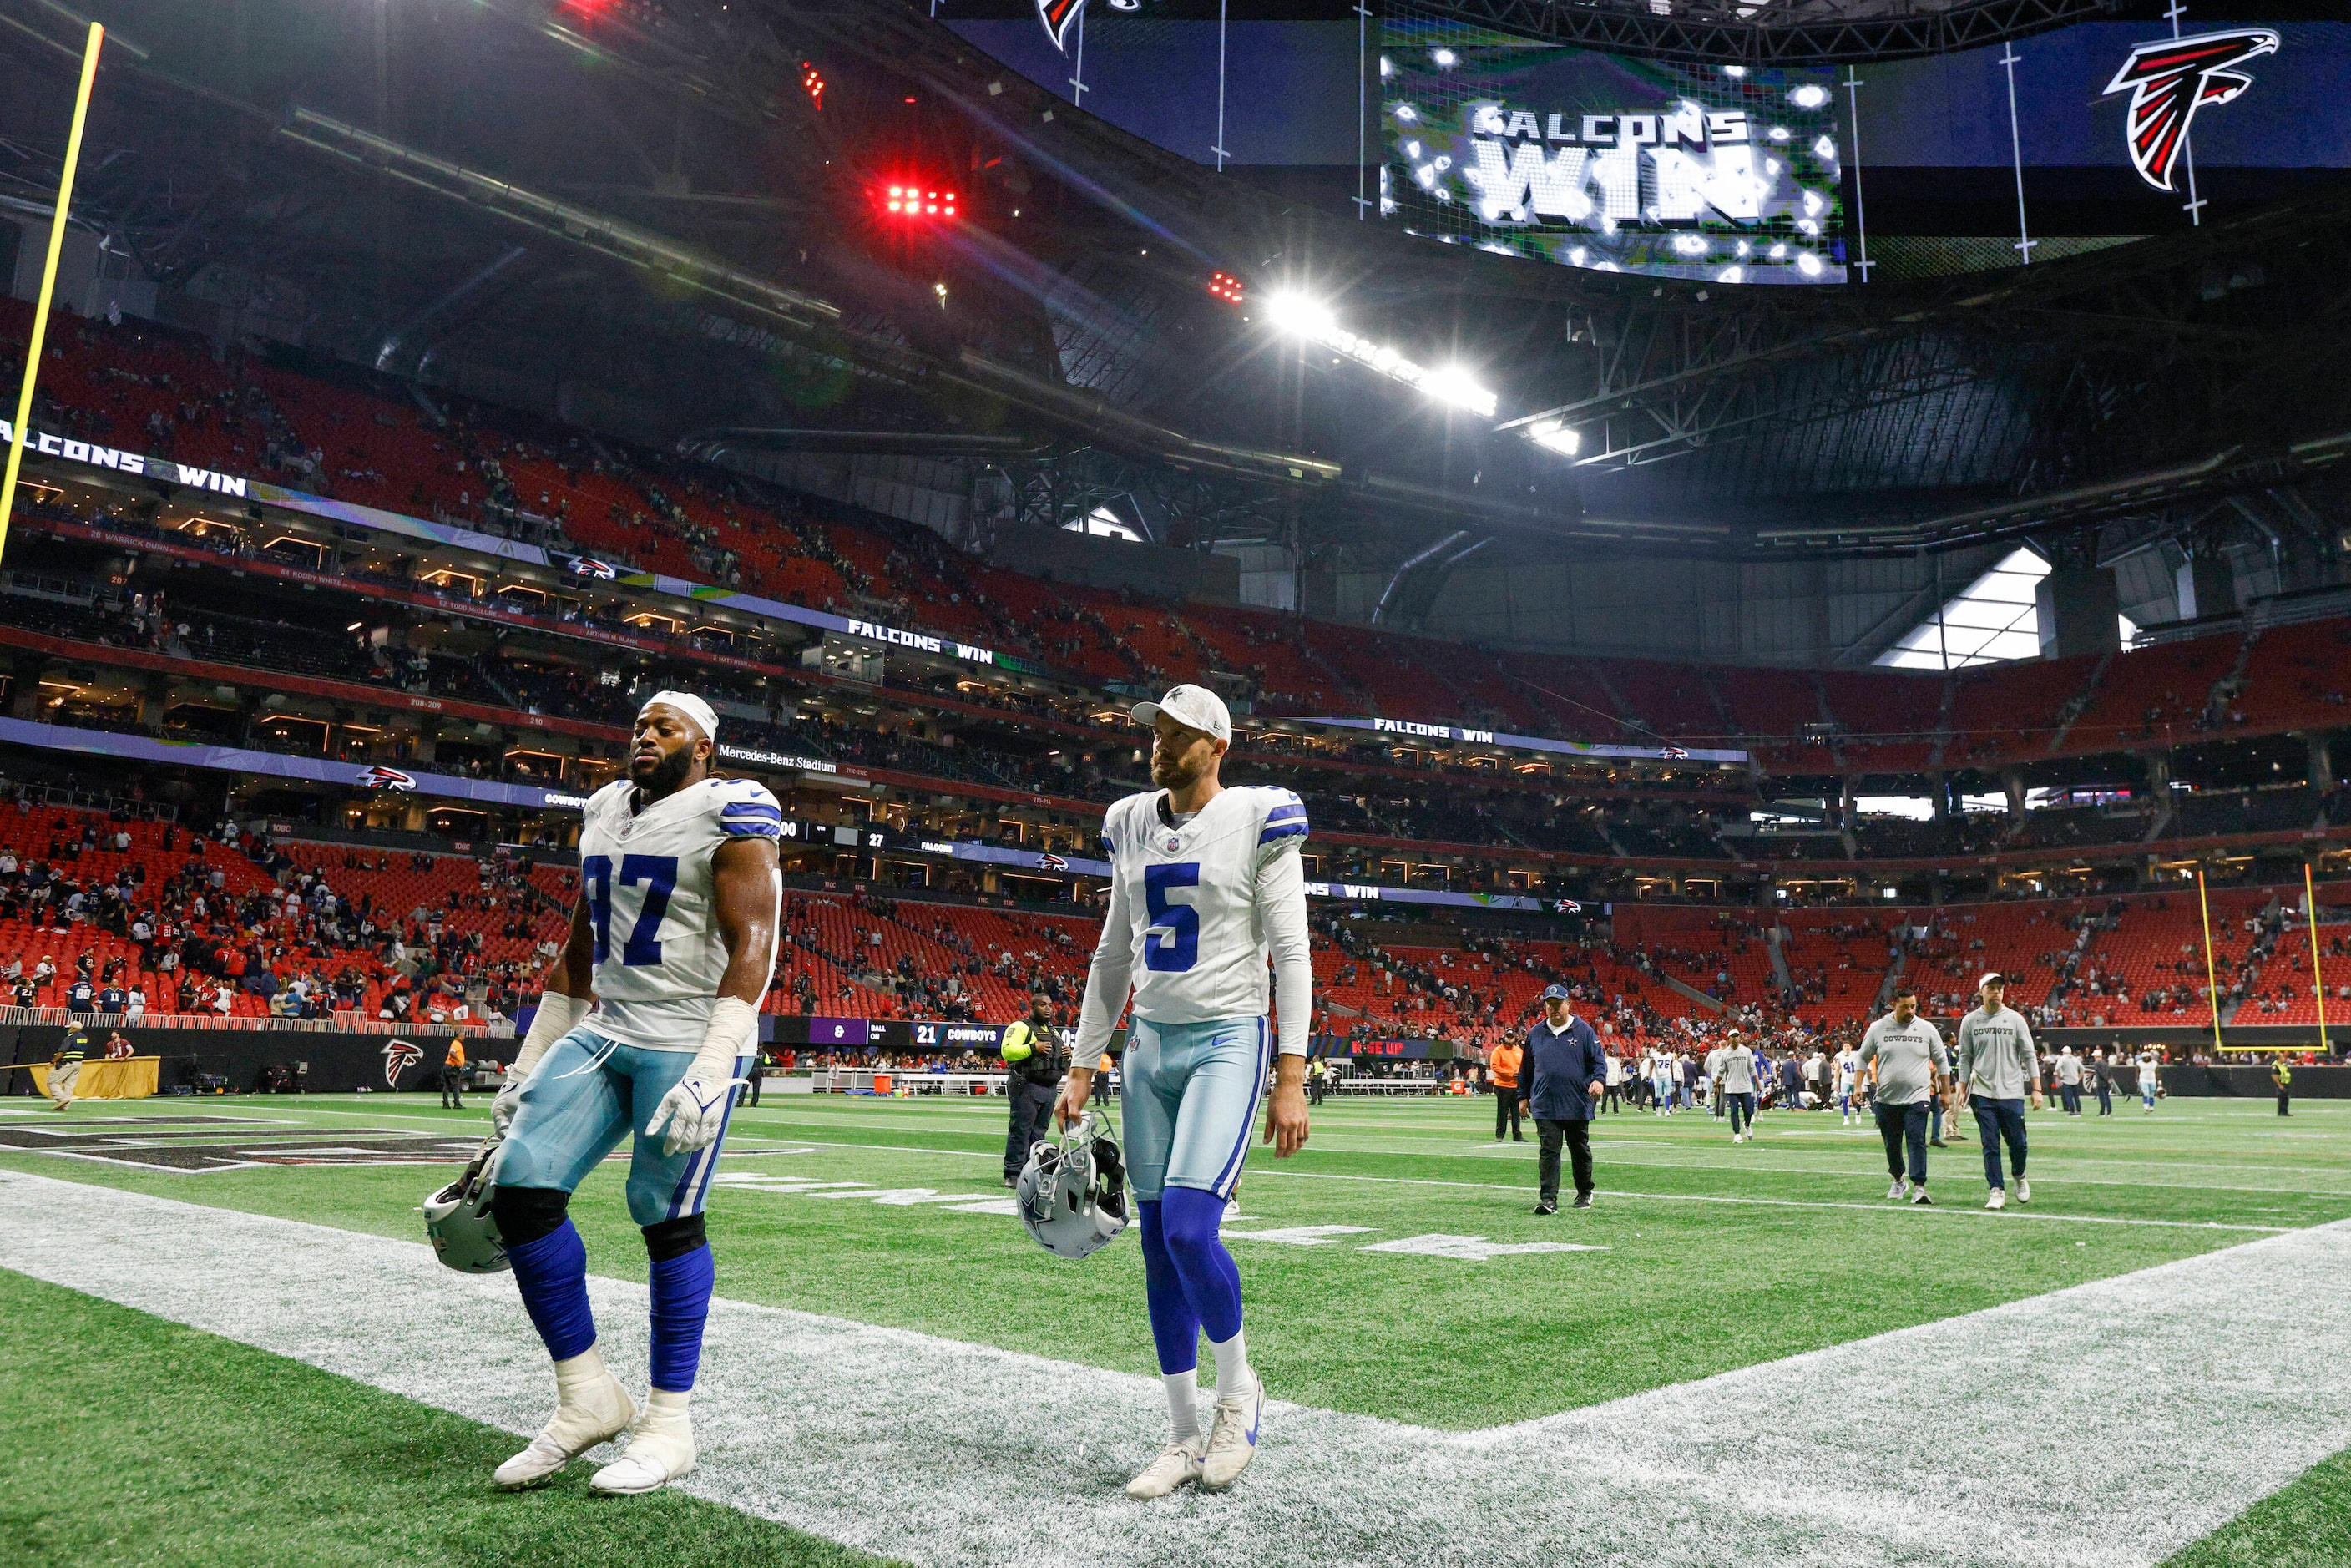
1125,1436 -> 1206,1500
1887,1178 -> 1909,1201
1985,1188 -> 2006,1211
2015,1177 -> 2031,1204
1199,1379 -> 1263,1489
494,1349 -> 637,1490
589,1388 -> 695,1495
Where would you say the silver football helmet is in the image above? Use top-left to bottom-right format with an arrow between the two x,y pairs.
1016,1110 -> 1130,1260
422,1137 -> 508,1273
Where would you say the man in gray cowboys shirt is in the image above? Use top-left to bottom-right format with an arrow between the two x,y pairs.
1954,972 -> 2044,1211
1860,984 -> 1948,1205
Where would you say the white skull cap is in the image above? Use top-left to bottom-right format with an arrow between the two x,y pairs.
641,690 -> 720,746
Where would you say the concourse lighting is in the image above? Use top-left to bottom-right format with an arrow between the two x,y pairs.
1263,291 -> 1497,418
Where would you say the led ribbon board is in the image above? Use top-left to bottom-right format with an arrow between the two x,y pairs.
1380,20 -> 1846,283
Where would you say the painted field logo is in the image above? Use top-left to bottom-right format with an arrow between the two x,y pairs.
2101,28 -> 2279,194
381,1039 -> 422,1089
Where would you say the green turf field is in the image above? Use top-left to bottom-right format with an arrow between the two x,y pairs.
3,1090 -> 2346,1565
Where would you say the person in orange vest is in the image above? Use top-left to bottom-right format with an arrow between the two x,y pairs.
441,1034 -> 468,1110
1489,1036 -> 1525,1142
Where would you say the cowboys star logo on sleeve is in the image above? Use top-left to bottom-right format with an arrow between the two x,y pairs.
2101,28 -> 2279,194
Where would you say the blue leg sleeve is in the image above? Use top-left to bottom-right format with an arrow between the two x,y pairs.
647,1243 -> 716,1393
507,1220 -> 596,1363
1137,1199 -> 1201,1374
1158,1185 -> 1243,1345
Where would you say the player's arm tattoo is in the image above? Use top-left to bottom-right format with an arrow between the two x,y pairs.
710,835 -> 781,1008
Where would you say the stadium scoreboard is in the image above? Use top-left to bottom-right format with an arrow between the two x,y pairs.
1380,20 -> 1847,283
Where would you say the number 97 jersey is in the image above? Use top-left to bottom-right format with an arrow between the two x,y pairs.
576,775 -> 783,1051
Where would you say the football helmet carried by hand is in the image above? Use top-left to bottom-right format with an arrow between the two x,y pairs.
1016,1110 -> 1130,1260
422,1137 -> 508,1273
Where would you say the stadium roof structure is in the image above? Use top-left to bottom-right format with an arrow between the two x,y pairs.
1407,0 -> 2117,65
1,0 -> 2347,601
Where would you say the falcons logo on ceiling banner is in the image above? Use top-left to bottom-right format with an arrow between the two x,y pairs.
2101,28 -> 2279,194
1036,0 -> 1136,53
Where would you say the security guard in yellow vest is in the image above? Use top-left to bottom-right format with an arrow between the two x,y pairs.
2273,1056 -> 2293,1117
48,1025 -> 91,1110
999,992 -> 1065,1186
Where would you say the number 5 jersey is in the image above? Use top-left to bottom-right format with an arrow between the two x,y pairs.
578,775 -> 783,1051
1076,785 -> 1314,1059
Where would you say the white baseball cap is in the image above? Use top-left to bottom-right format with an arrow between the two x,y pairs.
1130,683 -> 1231,744
1979,970 -> 2005,989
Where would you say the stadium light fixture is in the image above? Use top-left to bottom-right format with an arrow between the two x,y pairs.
1524,417 -> 1580,456
1263,291 -> 1496,419
1207,271 -> 1246,305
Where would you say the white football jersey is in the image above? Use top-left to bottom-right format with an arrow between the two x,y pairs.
577,773 -> 781,1051
1086,784 -> 1307,1031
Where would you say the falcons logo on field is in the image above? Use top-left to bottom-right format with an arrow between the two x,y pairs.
382,1039 -> 422,1089
2101,28 -> 2278,194
1036,0 -> 1136,53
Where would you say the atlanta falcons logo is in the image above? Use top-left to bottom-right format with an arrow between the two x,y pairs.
382,1038 -> 422,1089
2101,28 -> 2278,194
1036,0 -> 1136,53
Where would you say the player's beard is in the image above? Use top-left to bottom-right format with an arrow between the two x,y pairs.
1150,747 -> 1201,791
632,743 -> 697,798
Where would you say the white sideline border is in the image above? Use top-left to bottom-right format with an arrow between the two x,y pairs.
5,1171 -> 2351,1568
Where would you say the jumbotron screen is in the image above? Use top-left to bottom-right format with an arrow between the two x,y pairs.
1380,19 -> 1848,284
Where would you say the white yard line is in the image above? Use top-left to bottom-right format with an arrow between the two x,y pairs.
3,1171 -> 2346,1568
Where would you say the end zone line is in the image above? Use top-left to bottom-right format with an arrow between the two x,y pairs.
2,1170 -> 2348,1568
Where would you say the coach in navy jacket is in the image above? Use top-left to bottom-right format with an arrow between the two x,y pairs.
1518,986 -> 1607,1212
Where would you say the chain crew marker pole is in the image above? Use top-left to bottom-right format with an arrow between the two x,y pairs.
2195,864 -> 2225,1058
0,19 -> 105,565
2306,862 -> 2330,1057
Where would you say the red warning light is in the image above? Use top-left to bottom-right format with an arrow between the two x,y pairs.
801,62 -> 825,110
879,185 -> 958,220
1207,271 -> 1246,305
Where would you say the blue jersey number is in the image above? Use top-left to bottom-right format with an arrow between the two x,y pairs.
1141,862 -> 1200,973
581,853 -> 679,968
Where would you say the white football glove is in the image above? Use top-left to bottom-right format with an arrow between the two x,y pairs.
495,992 -> 589,1139
647,997 -> 757,1158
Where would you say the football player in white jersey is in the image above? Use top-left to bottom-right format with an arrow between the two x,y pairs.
483,691 -> 781,1495
1835,1043 -> 1863,1124
1059,684 -> 1312,1500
